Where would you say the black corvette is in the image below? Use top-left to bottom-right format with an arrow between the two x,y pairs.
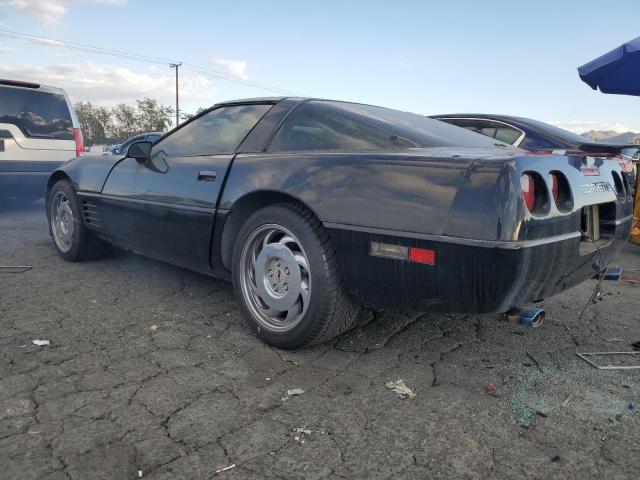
46,98 -> 632,348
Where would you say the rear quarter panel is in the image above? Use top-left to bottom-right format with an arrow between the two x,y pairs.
221,149 -> 484,235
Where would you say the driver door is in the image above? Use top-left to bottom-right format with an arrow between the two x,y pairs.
99,103 -> 273,272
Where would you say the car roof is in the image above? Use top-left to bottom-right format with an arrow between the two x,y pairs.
0,79 -> 66,95
431,113 -> 525,122
215,97 -> 291,106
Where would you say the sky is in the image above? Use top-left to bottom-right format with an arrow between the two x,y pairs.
0,0 -> 639,132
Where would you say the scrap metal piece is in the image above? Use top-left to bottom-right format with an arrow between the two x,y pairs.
603,266 -> 623,281
576,351 -> 640,370
0,265 -> 32,273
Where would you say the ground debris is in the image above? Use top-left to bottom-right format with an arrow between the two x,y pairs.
211,463 -> 236,476
385,379 -> 416,399
0,265 -> 32,273
150,324 -> 159,332
31,339 -> 50,346
281,388 -> 305,401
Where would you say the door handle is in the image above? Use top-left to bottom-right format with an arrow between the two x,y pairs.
198,170 -> 217,182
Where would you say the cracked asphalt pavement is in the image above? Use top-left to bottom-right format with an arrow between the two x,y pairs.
1,203 -> 639,480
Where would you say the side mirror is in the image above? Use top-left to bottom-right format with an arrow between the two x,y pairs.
127,141 -> 152,162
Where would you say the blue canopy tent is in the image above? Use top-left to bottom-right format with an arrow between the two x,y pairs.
578,36 -> 640,244
579,36 -> 640,95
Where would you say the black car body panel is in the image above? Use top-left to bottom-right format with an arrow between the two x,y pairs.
47,98 -> 633,314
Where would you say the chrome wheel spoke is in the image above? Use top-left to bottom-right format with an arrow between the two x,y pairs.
279,235 -> 296,246
294,253 -> 308,271
283,300 -> 302,324
300,281 -> 310,308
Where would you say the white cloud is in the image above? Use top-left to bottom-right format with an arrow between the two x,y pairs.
214,58 -> 248,80
549,120 -> 634,134
0,62 -> 216,109
0,0 -> 126,23
0,46 -> 14,52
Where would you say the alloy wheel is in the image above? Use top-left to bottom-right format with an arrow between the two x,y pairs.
239,224 -> 312,333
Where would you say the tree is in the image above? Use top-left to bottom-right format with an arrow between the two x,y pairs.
181,107 -> 209,122
74,97 -> 176,145
111,103 -> 138,142
74,102 -> 112,146
136,98 -> 174,132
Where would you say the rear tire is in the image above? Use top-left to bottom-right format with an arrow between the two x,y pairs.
47,179 -> 111,262
232,203 -> 358,349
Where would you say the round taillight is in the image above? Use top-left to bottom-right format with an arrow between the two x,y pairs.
549,173 -> 559,204
549,170 -> 573,212
611,171 -> 625,198
521,173 -> 535,212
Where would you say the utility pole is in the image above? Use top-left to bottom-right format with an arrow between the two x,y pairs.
170,62 -> 181,127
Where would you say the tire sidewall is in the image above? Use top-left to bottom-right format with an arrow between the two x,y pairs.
48,180 -> 84,261
232,205 -> 335,349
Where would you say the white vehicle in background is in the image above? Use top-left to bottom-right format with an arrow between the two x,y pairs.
0,79 -> 83,201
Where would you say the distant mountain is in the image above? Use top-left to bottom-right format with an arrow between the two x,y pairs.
581,130 -> 640,144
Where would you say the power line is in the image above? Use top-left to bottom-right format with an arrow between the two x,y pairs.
0,28 -> 302,96
0,29 -> 176,65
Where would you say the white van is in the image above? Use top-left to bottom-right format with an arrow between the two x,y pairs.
0,79 -> 83,200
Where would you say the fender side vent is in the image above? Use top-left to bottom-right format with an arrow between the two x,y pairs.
82,200 -> 102,229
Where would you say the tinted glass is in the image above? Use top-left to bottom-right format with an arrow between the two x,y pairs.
495,126 -> 522,144
519,135 -> 557,150
153,104 -> 272,157
269,101 -> 505,152
439,118 -> 522,145
514,117 -> 591,144
119,133 -> 147,154
0,86 -> 73,140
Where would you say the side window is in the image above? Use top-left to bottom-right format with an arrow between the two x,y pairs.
268,102 -> 422,152
153,104 -> 272,157
494,126 -> 522,144
440,119 -> 521,145
519,133 -> 557,151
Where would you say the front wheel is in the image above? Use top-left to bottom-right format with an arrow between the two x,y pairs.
232,203 -> 358,349
48,179 -> 111,261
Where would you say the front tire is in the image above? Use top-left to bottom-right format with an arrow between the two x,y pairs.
48,179 -> 110,261
232,203 -> 358,349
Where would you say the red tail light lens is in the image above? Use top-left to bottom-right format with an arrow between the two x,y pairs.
520,173 -> 535,212
549,173 -> 559,203
408,247 -> 436,265
74,128 -> 84,157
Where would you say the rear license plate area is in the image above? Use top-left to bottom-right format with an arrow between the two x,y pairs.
581,205 -> 600,241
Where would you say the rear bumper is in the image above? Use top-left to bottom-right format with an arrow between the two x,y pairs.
0,160 -> 64,198
328,218 -> 631,313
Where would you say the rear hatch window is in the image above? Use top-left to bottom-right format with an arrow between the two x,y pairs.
0,87 -> 73,140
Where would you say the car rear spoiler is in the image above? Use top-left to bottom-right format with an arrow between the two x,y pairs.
530,142 -> 639,158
